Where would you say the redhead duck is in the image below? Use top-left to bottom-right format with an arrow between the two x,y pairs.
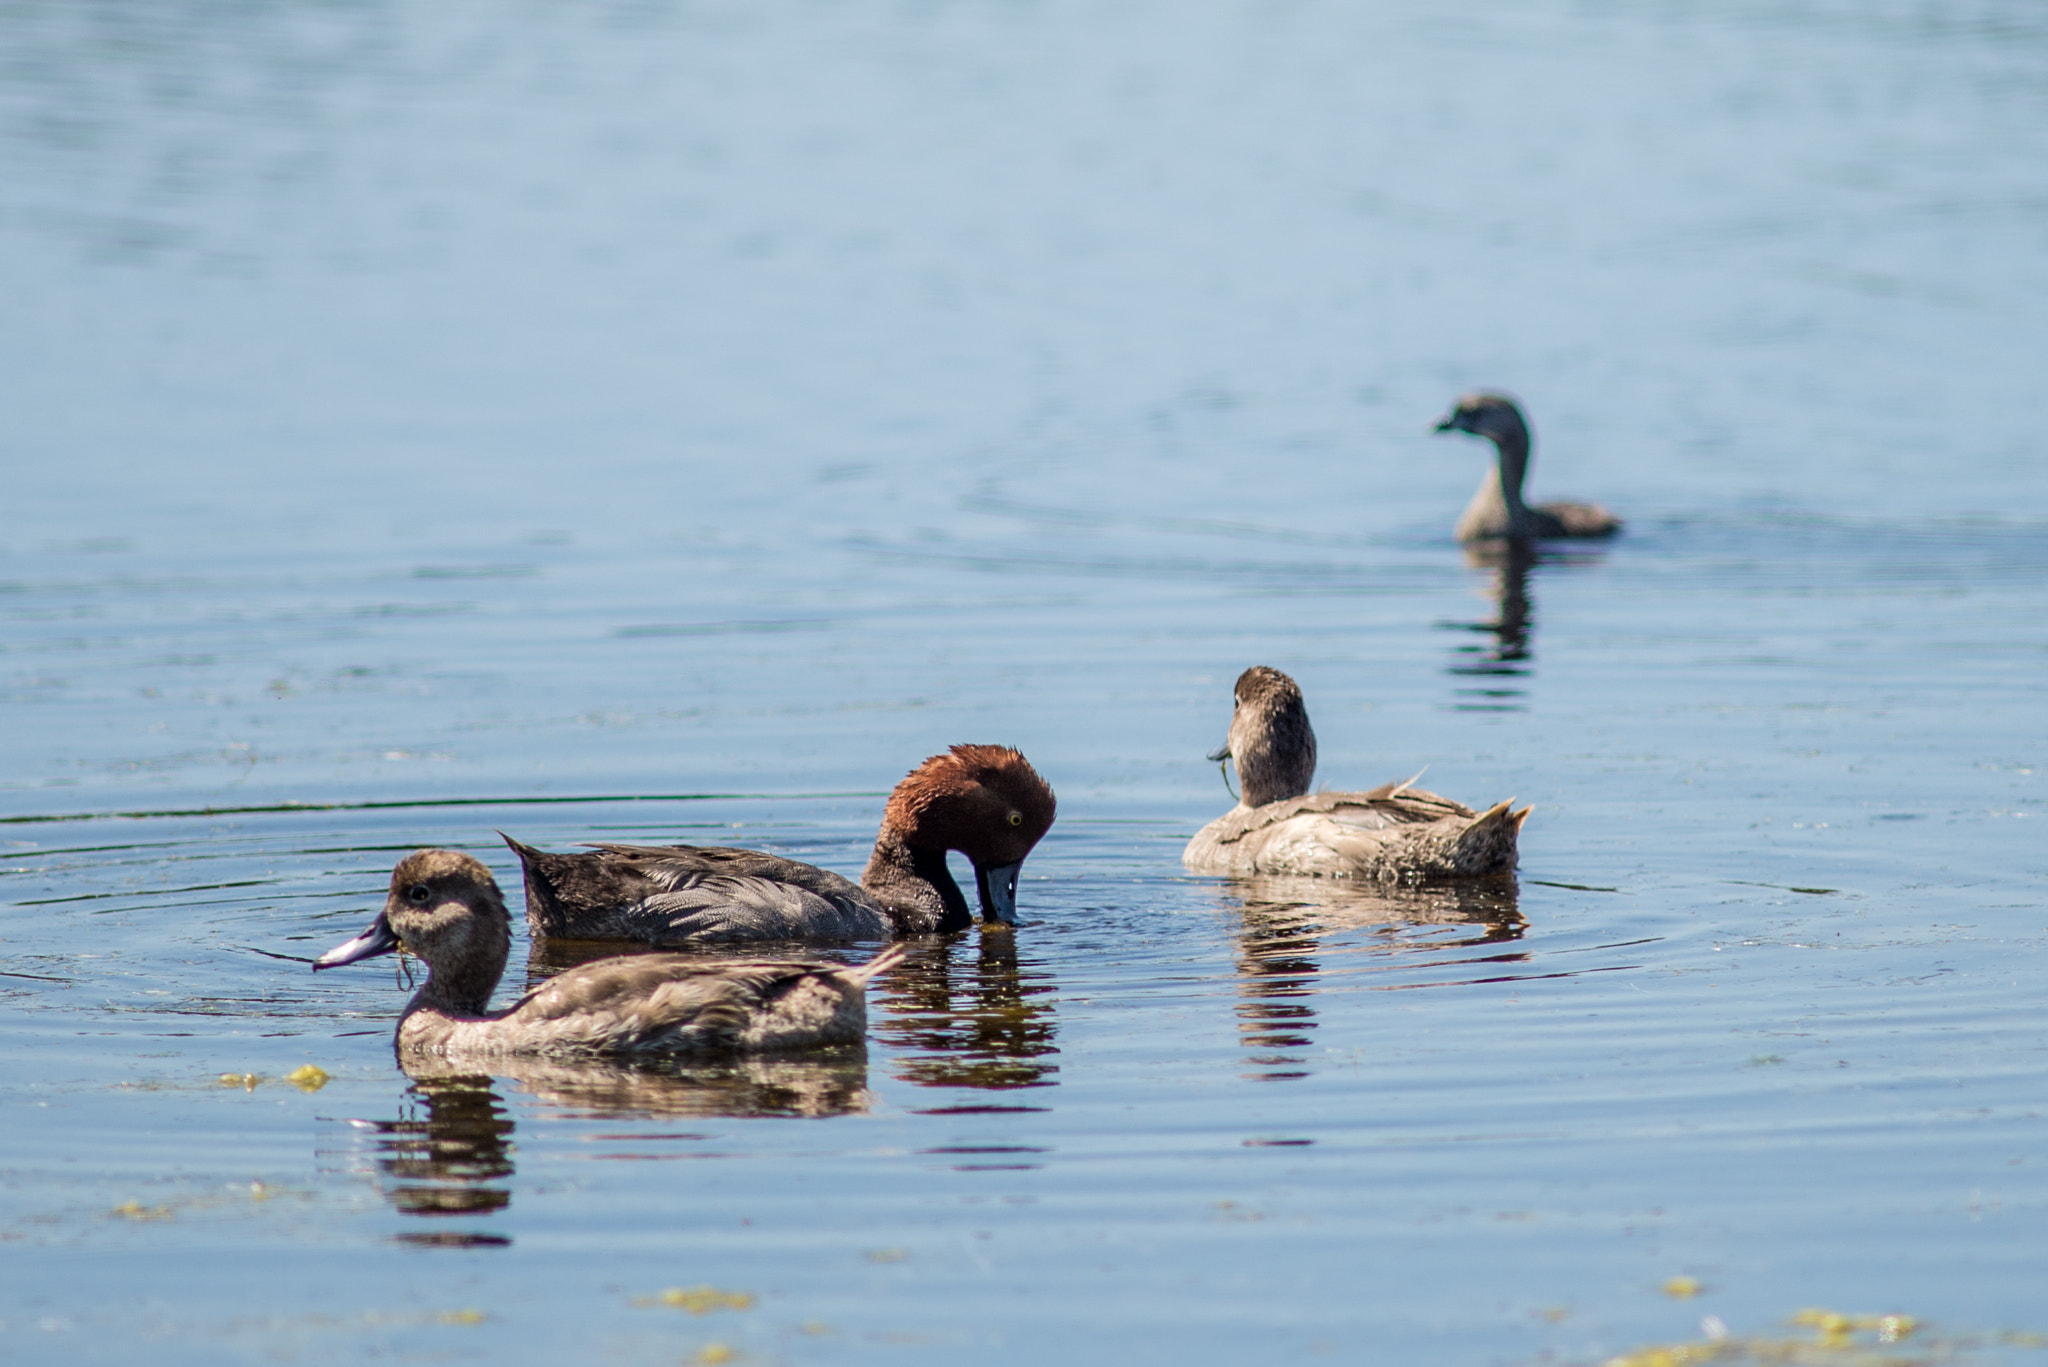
1183,667 -> 1527,880
503,745 -> 1057,945
312,850 -> 904,1056
1434,393 -> 1622,542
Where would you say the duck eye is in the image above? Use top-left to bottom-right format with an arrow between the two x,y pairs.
405,884 -> 432,905
1007,811 -> 1022,827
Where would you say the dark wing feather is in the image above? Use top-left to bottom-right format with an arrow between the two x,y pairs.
1534,500 -> 1622,538
588,845 -> 869,902
512,839 -> 888,942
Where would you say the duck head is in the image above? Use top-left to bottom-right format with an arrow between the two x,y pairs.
314,850 -> 511,1012
1433,391 -> 1531,450
883,745 -> 1056,925
1207,666 -> 1317,808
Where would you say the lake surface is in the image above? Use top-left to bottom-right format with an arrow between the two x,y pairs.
3,2 -> 2045,1363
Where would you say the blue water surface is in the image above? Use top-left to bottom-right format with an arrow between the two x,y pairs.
3,3 -> 2045,1363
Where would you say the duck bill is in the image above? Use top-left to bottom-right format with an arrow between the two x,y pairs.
1205,744 -> 1231,762
973,860 -> 1024,926
1432,414 -> 1459,433
312,911 -> 401,971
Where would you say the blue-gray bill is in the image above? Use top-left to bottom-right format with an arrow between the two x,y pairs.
974,860 -> 1024,925
311,911 -> 401,971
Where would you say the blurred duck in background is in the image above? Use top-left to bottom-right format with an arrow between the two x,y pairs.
1434,392 -> 1622,542
1184,667 -> 1526,880
312,850 -> 902,1057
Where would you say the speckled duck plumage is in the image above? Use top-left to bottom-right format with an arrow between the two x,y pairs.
1434,392 -> 1621,543
1183,667 -> 1527,881
504,745 -> 1056,945
311,850 -> 903,1057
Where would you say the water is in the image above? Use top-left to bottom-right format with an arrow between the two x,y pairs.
3,2 -> 2046,1362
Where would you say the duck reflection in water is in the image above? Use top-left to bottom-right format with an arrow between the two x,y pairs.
1222,877 -> 1526,1082
359,1070 -> 515,1247
361,1057 -> 876,1246
1443,540 -> 1613,712
870,933 -> 1058,1091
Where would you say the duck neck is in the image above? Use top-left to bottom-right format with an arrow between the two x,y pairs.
861,829 -> 974,935
412,945 -> 505,1019
1231,701 -> 1316,808
1492,429 -> 1532,519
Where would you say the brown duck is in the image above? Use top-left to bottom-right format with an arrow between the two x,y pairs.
1183,667 -> 1527,880
503,745 -> 1056,945
312,849 -> 904,1057
1434,392 -> 1622,542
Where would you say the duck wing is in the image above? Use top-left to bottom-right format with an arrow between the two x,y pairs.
1533,499 -> 1622,538
1200,786 -> 1476,848
506,838 -> 890,943
1184,787 -> 1521,879
502,956 -> 849,1054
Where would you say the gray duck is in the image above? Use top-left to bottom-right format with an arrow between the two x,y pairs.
1434,392 -> 1621,542
1183,667 -> 1527,880
312,849 -> 903,1057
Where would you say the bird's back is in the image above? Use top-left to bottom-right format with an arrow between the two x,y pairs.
404,955 -> 874,1057
508,838 -> 891,944
1185,784 -> 1521,880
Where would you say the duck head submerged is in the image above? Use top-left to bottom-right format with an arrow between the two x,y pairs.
314,850 -> 511,1012
879,745 -> 1056,925
1209,667 -> 1317,809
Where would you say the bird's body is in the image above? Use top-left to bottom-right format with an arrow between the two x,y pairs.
504,746 -> 1056,945
506,842 -> 891,943
397,951 -> 894,1058
1184,781 -> 1524,881
1435,393 -> 1621,543
311,849 -> 902,1058
1184,667 -> 1526,882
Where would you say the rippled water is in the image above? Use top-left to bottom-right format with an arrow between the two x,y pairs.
4,3 -> 2046,1364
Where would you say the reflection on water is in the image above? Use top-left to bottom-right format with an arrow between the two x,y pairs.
874,934 -> 1059,1091
1442,541 -> 1536,711
1222,878 -> 1526,1081
406,1050 -> 874,1123
1441,544 -> 1618,712
359,1072 -> 515,1246
352,1050 -> 874,1246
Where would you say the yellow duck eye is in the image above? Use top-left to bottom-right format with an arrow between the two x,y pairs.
1007,811 -> 1022,827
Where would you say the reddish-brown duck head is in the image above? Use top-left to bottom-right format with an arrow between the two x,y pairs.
314,850 -> 511,1009
882,744 -> 1057,925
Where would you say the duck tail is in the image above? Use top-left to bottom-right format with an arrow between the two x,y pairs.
843,944 -> 908,986
1448,799 -> 1522,875
1386,766 -> 1428,799
498,831 -> 543,864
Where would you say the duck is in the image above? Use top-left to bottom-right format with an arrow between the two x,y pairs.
1183,667 -> 1527,880
1433,392 -> 1622,542
311,849 -> 905,1057
502,744 -> 1056,945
